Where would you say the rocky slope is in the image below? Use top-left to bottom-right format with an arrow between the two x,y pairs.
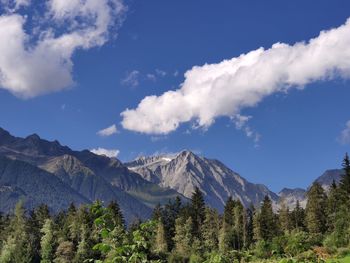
127,150 -> 279,211
0,128 -> 183,221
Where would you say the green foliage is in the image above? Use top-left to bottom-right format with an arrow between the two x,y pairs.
40,218 -> 55,263
306,182 -> 327,235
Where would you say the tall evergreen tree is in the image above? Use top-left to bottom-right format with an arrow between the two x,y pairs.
202,207 -> 219,251
306,182 -> 327,235
279,199 -> 291,233
0,201 -> 32,263
190,187 -> 206,240
40,218 -> 55,263
173,216 -> 193,257
326,180 -> 341,232
155,220 -> 168,253
233,200 -> 245,250
107,200 -> 125,228
290,200 -> 305,231
339,153 -> 350,202
255,196 -> 277,241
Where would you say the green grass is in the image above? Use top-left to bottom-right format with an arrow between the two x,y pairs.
327,255 -> 350,263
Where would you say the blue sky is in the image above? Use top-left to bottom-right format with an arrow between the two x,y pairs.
0,0 -> 349,192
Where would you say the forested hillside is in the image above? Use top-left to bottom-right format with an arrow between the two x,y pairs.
1,154 -> 350,262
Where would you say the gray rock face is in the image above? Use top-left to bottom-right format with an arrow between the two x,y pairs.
278,169 -> 345,209
278,188 -> 307,209
127,150 -> 278,212
315,169 -> 344,190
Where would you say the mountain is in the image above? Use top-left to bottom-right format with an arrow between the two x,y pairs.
127,150 -> 279,212
0,128 -> 183,222
0,155 -> 88,212
277,169 -> 345,209
315,169 -> 344,190
278,188 -> 307,209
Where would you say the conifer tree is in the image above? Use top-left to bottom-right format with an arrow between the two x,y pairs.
326,180 -> 341,232
190,187 -> 205,240
233,200 -> 245,250
202,207 -> 219,251
40,218 -> 55,263
290,200 -> 305,230
0,201 -> 32,263
107,200 -> 125,228
54,241 -> 75,263
339,153 -> 350,202
173,216 -> 193,257
305,182 -> 327,235
73,224 -> 90,263
155,220 -> 168,253
256,195 -> 277,241
279,199 -> 291,233
223,196 -> 236,226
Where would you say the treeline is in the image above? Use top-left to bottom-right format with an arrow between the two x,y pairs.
0,154 -> 350,262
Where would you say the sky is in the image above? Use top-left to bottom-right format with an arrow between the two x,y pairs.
0,0 -> 350,192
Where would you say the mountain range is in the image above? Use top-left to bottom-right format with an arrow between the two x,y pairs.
0,127 -> 345,221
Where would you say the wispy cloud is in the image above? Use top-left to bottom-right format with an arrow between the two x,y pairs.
339,120 -> 350,145
0,0 -> 126,98
231,114 -> 260,145
97,124 -> 118,137
121,70 -> 140,88
121,18 -> 350,135
90,147 -> 120,158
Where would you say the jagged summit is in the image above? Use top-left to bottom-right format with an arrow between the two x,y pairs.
126,150 -> 278,211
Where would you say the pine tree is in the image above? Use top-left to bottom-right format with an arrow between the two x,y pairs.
290,200 -> 305,231
155,220 -> 168,253
173,216 -> 193,257
0,201 -> 33,263
107,200 -> 125,228
279,199 -> 291,233
202,207 -> 219,251
339,153 -> 350,202
233,200 -> 245,250
73,224 -> 90,263
256,195 -> 277,241
223,196 -> 236,226
326,180 -> 341,232
54,241 -> 75,263
40,218 -> 55,263
190,187 -> 206,240
306,182 -> 327,235
245,205 -> 254,249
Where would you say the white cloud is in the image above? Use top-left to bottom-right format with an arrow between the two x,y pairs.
90,147 -> 120,158
121,18 -> 350,135
231,114 -> 260,144
339,120 -> 350,145
0,0 -> 126,98
97,124 -> 118,137
121,70 -> 140,88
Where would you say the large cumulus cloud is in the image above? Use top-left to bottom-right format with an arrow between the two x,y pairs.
0,0 -> 125,98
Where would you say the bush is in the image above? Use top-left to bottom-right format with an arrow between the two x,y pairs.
284,230 -> 310,256
168,252 -> 189,263
295,250 -> 318,262
254,240 -> 272,259
336,247 -> 350,258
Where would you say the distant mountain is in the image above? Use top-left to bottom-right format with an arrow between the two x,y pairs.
278,169 -> 345,209
0,128 -> 184,222
315,169 -> 344,190
127,150 -> 278,212
278,188 -> 307,209
0,156 -> 88,212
